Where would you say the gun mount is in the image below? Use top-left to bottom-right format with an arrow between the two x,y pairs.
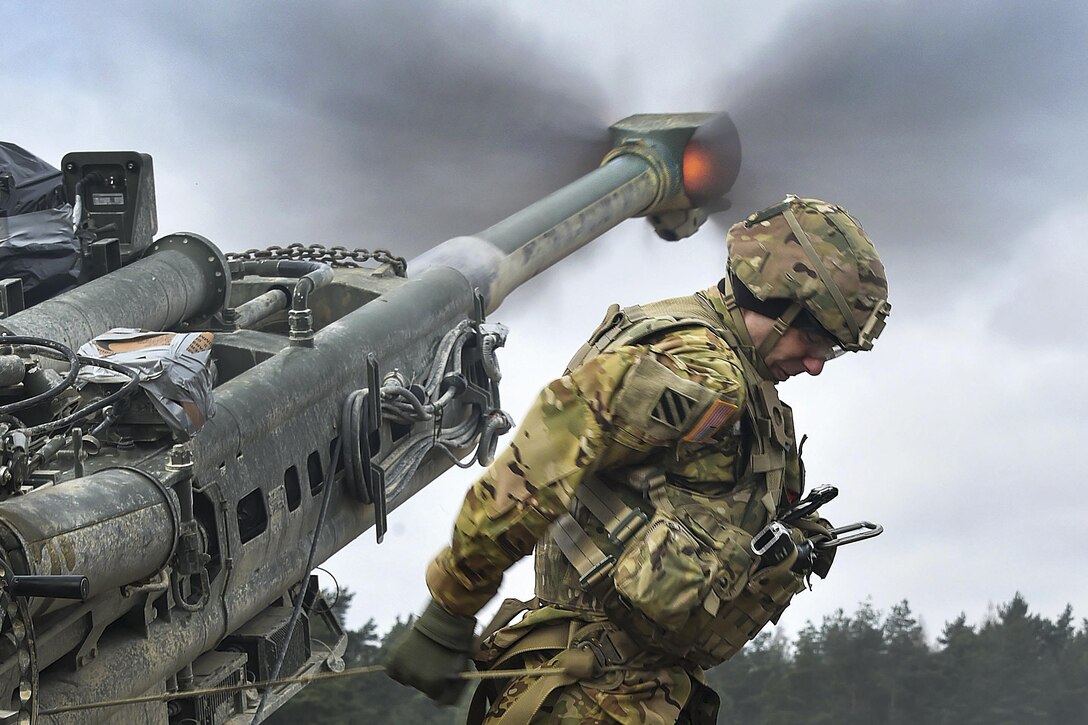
0,113 -> 739,723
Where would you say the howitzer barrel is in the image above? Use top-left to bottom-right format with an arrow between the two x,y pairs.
411,155 -> 657,313
411,112 -> 740,313
0,233 -> 228,350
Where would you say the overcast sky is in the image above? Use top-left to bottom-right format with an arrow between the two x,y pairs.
7,0 -> 1087,641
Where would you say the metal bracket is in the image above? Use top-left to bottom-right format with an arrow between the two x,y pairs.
360,354 -> 388,543
88,238 -> 122,279
0,278 -> 24,318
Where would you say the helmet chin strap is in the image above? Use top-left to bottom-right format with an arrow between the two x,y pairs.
756,301 -> 802,361
717,275 -> 800,381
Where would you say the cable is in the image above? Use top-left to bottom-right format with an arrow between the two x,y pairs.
22,356 -> 141,436
40,661 -> 630,717
340,389 -> 371,503
0,337 -> 80,414
313,566 -> 341,611
251,434 -> 344,724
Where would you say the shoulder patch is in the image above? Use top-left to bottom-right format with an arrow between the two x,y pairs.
682,398 -> 738,443
651,388 -> 697,429
611,354 -> 720,445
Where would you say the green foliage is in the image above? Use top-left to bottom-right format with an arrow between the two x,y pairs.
267,592 -> 1088,723
707,594 -> 1088,725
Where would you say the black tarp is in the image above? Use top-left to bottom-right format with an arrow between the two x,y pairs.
0,144 -> 80,304
0,143 -> 65,217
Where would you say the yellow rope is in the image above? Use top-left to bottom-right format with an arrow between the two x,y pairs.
38,663 -> 625,716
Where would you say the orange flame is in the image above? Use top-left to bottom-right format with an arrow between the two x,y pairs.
679,114 -> 741,205
682,142 -> 716,198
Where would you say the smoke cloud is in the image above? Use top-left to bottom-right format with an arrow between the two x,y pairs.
14,0 -> 610,254
715,0 -> 1088,294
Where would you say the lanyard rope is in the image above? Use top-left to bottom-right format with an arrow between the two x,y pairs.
38,662 -> 626,716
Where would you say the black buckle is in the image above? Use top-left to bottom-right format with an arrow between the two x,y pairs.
606,508 -> 649,549
578,554 -> 616,590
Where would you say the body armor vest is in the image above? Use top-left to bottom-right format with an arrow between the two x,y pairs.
535,292 -> 811,667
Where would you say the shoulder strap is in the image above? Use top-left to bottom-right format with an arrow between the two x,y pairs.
549,470 -> 668,592
565,295 -> 725,373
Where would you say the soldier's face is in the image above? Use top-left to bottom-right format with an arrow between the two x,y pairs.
742,312 -> 836,381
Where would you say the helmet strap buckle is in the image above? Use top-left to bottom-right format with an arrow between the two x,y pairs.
756,302 -> 802,360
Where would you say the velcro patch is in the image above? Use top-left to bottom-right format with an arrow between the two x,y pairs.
612,355 -> 719,445
651,389 -> 696,428
682,399 -> 738,443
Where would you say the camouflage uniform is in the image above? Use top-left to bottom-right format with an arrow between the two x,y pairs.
426,288 -> 796,723
422,196 -> 890,724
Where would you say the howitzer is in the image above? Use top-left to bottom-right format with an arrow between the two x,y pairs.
0,113 -> 740,723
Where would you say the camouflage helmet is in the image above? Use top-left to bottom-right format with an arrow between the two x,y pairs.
726,195 -> 890,352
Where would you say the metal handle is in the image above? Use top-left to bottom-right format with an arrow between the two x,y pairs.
816,521 -> 883,549
8,574 -> 89,600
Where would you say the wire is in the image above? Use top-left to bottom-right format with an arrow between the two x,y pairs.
0,337 -> 79,414
22,356 -> 141,436
313,566 -> 341,611
340,389 -> 372,503
39,662 -> 629,717
251,433 -> 344,724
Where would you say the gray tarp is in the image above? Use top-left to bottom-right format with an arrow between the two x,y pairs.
0,205 -> 81,303
78,328 -> 217,438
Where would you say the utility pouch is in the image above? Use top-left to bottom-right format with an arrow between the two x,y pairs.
611,506 -> 755,635
612,512 -> 714,632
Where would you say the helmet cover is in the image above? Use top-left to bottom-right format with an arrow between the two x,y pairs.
727,196 -> 890,351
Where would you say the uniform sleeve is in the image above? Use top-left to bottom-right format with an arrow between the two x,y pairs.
426,326 -> 747,616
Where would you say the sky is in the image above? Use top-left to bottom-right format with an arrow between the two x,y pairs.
6,0 -> 1087,642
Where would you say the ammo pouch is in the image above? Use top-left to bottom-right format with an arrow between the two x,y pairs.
550,473 -> 809,668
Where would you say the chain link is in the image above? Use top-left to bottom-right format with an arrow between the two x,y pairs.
225,243 -> 407,277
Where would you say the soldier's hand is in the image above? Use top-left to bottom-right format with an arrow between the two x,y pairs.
385,598 -> 476,705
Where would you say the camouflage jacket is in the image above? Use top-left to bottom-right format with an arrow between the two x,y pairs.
426,286 -> 802,618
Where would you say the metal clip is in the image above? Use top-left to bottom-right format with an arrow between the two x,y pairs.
816,521 -> 883,549
578,554 -> 617,590
781,484 -> 839,523
607,508 -> 649,549
750,521 -> 791,556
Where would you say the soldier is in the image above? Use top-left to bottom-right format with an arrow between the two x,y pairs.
387,196 -> 891,723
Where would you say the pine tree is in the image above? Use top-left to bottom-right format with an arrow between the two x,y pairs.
879,600 -> 934,725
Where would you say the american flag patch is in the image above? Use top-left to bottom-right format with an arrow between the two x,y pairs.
683,399 -> 738,442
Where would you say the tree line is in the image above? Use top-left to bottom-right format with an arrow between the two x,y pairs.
267,593 -> 1088,724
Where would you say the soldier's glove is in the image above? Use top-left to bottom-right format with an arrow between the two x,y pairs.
792,517 -> 837,579
385,598 -> 476,705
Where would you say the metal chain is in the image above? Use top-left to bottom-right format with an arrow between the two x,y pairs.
225,243 -> 407,277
